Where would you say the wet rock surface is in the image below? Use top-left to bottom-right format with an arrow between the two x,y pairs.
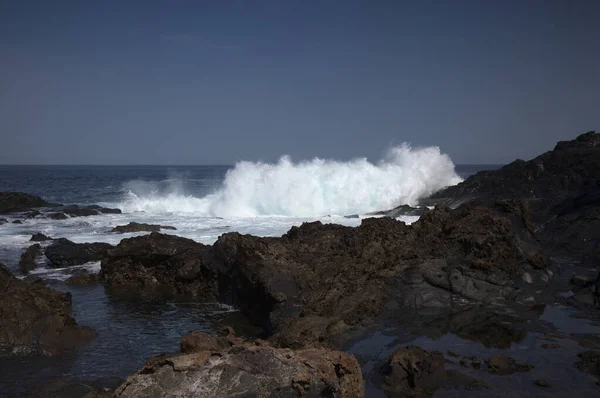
19,243 -> 42,274
114,330 -> 363,398
100,232 -> 214,296
31,232 -> 53,241
373,346 -> 486,396
110,222 -> 177,234
0,192 -> 49,214
65,272 -> 100,285
575,350 -> 600,380
486,355 -> 534,375
45,238 -> 113,267
0,264 -> 95,356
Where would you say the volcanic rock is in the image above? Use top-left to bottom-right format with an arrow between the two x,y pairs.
113,331 -> 363,398
374,346 -> 486,395
31,232 -> 53,242
19,243 -> 42,274
100,232 -> 213,296
45,238 -> 113,267
0,264 -> 95,356
110,222 -> 176,234
0,192 -> 49,214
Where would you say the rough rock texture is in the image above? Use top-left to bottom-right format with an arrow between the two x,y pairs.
0,264 -> 95,356
100,233 -> 214,296
206,202 -> 545,345
486,355 -> 534,375
424,131 -> 600,260
110,222 -> 177,234
368,204 -> 426,218
31,232 -> 53,241
45,238 -> 113,267
19,243 -> 42,274
574,350 -> 600,380
65,272 -> 100,285
374,346 -> 485,395
114,331 -> 363,398
0,192 -> 49,214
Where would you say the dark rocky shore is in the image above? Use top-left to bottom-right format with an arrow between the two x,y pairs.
1,131 -> 599,397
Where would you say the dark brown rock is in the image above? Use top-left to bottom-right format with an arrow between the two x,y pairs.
574,350 -> 600,379
110,222 -> 177,234
0,192 -> 49,214
0,264 -> 95,356
535,379 -> 551,388
486,355 -> 534,375
19,243 -> 42,274
31,232 -> 53,242
114,332 -> 363,398
374,346 -> 486,395
100,232 -> 213,297
65,273 -> 100,285
45,238 -> 113,267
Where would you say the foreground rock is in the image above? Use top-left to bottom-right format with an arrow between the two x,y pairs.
0,264 -> 95,356
100,233 -> 213,296
19,243 -> 42,274
0,192 -> 49,214
373,346 -> 486,396
114,330 -> 363,398
110,222 -> 177,234
45,238 -> 113,267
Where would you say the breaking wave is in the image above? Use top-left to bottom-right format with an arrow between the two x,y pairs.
117,144 -> 462,217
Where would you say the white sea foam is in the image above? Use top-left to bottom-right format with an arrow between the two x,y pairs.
117,144 -> 461,217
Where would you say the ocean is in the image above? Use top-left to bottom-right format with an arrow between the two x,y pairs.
0,157 -> 499,395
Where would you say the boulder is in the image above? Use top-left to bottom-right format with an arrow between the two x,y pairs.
31,232 -> 53,242
19,243 -> 42,274
114,331 -> 363,398
47,212 -> 68,220
100,233 -> 213,297
0,264 -> 95,356
0,192 -> 48,214
110,222 -> 176,234
45,238 -> 113,267
373,346 -> 486,395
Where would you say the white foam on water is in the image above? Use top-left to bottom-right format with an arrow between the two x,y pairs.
115,144 -> 461,217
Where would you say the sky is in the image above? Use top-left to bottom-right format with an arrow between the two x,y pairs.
0,0 -> 598,165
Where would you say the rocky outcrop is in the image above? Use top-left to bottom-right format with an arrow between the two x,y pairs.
45,238 -> 113,267
31,232 -> 53,242
100,233 -> 214,296
45,205 -> 122,220
19,244 -> 42,274
367,204 -> 426,218
0,192 -> 49,214
0,264 -> 95,356
110,222 -> 177,234
114,330 -> 363,398
373,346 -> 486,395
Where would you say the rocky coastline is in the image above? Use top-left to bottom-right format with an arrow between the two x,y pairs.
1,131 -> 599,396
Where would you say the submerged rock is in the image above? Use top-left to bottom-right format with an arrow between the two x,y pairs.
19,243 -> 42,274
0,192 -> 49,214
45,238 -> 113,267
47,212 -> 69,220
486,355 -> 534,375
110,222 -> 177,234
0,264 -> 95,356
30,232 -> 53,242
114,330 -> 363,398
65,272 -> 100,285
373,346 -> 486,395
0,218 -> 8,225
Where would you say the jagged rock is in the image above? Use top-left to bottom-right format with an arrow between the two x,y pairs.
100,233 -> 213,296
0,192 -> 49,214
47,212 -> 68,220
45,238 -> 113,267
19,244 -> 42,274
110,222 -> 177,234
368,204 -> 425,218
0,264 -> 95,356
373,346 -> 486,395
486,355 -> 534,375
31,232 -> 53,242
113,331 -> 363,398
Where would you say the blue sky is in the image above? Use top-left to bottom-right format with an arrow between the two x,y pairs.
1,0 -> 598,164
